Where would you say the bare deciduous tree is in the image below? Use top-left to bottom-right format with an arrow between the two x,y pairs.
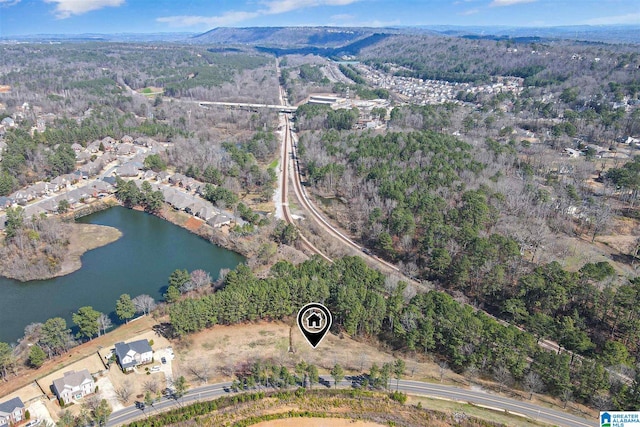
115,380 -> 133,404
188,360 -> 211,384
493,365 -> 513,393
190,269 -> 212,290
132,295 -> 157,316
143,378 -> 160,395
97,314 -> 112,337
82,395 -> 101,412
23,323 -> 43,342
523,371 -> 544,400
561,388 -> 573,409
438,361 -> 449,383
591,391 -> 612,410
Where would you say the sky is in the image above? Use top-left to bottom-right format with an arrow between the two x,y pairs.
0,0 -> 639,36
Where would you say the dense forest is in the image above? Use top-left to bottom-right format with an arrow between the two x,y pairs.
0,44 -> 277,109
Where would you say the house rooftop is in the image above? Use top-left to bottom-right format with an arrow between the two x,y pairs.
114,339 -> 153,369
0,397 -> 24,416
53,369 -> 92,392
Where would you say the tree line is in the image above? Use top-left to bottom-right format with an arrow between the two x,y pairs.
166,256 -> 640,410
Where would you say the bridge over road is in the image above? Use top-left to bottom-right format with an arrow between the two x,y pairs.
193,100 -> 297,113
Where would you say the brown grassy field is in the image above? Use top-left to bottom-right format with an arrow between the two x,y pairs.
252,419 -> 385,427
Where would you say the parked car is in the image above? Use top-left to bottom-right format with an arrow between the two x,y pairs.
161,356 -> 167,364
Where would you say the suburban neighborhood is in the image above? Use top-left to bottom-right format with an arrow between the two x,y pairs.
0,131 -> 242,231
0,325 -> 174,426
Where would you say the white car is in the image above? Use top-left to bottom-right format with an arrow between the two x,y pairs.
25,420 -> 41,427
150,365 -> 161,372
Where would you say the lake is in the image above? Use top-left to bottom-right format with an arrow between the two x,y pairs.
0,206 -> 245,343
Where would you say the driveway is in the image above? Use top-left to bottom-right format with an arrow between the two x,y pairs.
154,347 -> 174,387
96,377 -> 124,412
26,399 -> 54,426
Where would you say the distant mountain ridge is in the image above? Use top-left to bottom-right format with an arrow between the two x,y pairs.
190,26 -> 398,47
190,25 -> 639,48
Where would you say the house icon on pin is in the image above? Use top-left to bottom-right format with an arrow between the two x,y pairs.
600,412 -> 611,427
306,311 -> 323,329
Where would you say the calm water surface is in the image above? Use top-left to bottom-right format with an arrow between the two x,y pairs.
0,206 -> 245,343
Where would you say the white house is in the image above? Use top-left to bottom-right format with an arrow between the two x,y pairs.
114,339 -> 153,371
52,369 -> 95,404
0,397 -> 25,427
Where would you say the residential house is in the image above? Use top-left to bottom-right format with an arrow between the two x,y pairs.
89,181 -> 113,198
156,171 -> 170,183
102,137 -> 116,146
77,151 -> 92,164
79,161 -> 102,176
142,170 -> 157,181
208,213 -> 232,228
0,197 -> 12,209
121,135 -> 134,144
1,117 -> 15,128
196,205 -> 217,221
116,162 -> 141,178
168,173 -> 188,187
10,189 -> 36,205
70,143 -> 83,154
133,136 -> 153,147
0,397 -> 25,427
52,369 -> 95,404
114,339 -> 153,371
171,193 -> 192,211
72,170 -> 89,181
87,140 -> 102,153
563,148 -> 581,158
117,143 -> 135,156
39,198 -> 59,214
185,201 -> 204,216
30,182 -> 51,198
23,203 -> 46,218
51,174 -> 74,190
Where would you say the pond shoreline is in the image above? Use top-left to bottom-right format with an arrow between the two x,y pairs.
0,204 -> 245,343
0,196 -> 248,282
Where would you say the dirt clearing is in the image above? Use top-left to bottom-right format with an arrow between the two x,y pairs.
172,320 -> 461,385
252,419 -> 385,427
183,216 -> 204,232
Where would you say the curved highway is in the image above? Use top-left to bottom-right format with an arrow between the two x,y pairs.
282,115 -> 403,275
105,378 -> 595,427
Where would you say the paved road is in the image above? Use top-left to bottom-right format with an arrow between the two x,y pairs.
105,378 -> 596,427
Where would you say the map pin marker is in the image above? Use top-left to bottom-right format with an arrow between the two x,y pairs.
297,303 -> 332,348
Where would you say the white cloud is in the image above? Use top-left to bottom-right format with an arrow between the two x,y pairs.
44,0 -> 125,19
458,8 -> 480,15
157,11 -> 260,28
262,0 -> 360,14
585,12 -> 640,25
157,0 -> 363,28
0,0 -> 21,6
490,0 -> 537,6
